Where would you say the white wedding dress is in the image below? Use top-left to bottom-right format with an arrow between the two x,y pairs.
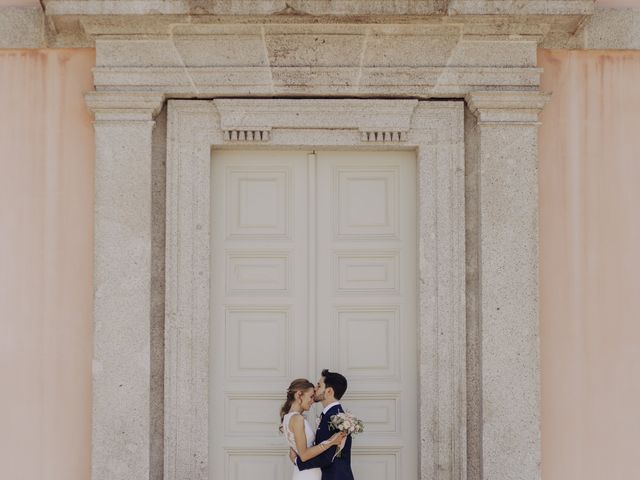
282,412 -> 322,480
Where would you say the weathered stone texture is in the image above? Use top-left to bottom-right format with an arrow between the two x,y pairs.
583,7 -> 640,49
0,6 -> 44,48
88,22 -> 544,97
466,91 -> 548,480
87,92 -> 164,480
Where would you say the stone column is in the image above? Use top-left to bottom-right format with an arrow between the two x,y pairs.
465,91 -> 548,480
86,92 -> 164,480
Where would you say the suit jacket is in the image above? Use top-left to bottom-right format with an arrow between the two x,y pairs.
297,404 -> 354,480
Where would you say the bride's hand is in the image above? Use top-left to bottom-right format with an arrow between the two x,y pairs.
328,431 -> 347,445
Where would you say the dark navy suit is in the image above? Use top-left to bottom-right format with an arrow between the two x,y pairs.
296,403 -> 354,480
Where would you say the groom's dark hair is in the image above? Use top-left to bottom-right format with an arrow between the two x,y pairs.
321,369 -> 348,400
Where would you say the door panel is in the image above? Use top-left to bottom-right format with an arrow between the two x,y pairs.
211,149 -> 416,480
315,151 -> 417,480
211,150 -> 310,480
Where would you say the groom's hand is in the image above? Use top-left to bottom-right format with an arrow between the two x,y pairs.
289,448 -> 297,465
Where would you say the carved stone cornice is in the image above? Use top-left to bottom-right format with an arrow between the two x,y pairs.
44,0 -> 593,18
465,91 -> 550,124
40,0 -> 593,49
214,98 -> 417,130
85,92 -> 165,122
54,18 -> 582,96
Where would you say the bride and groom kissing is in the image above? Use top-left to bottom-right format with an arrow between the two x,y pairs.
280,369 -> 355,480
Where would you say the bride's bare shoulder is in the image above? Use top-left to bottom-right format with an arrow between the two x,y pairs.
289,412 -> 303,425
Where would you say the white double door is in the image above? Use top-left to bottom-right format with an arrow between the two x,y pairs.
210,149 -> 417,480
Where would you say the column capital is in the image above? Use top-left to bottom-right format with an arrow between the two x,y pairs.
465,91 -> 550,125
85,92 -> 165,122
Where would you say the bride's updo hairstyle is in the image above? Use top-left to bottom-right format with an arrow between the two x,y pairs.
279,378 -> 314,432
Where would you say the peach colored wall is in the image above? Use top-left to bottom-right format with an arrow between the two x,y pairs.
539,49 -> 640,480
0,49 -> 95,480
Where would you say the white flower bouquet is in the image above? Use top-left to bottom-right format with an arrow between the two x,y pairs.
328,412 -> 364,457
329,412 -> 365,435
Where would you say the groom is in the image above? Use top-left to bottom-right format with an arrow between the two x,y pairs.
292,369 -> 355,480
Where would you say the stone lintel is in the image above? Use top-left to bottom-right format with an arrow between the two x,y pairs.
86,92 -> 165,122
81,21 -> 544,97
214,98 -> 418,132
466,91 -> 550,124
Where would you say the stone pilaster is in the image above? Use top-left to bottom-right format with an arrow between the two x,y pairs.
86,92 -> 164,480
465,91 -> 549,480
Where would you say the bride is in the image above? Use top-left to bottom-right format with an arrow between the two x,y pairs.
280,379 -> 346,479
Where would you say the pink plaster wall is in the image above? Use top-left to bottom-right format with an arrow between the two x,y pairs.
539,49 -> 640,480
0,49 -> 95,480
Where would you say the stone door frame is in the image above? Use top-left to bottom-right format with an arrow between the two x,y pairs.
86,91 -> 547,480
164,98 -> 465,480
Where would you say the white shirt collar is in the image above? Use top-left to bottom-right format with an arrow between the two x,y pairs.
322,401 -> 341,415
